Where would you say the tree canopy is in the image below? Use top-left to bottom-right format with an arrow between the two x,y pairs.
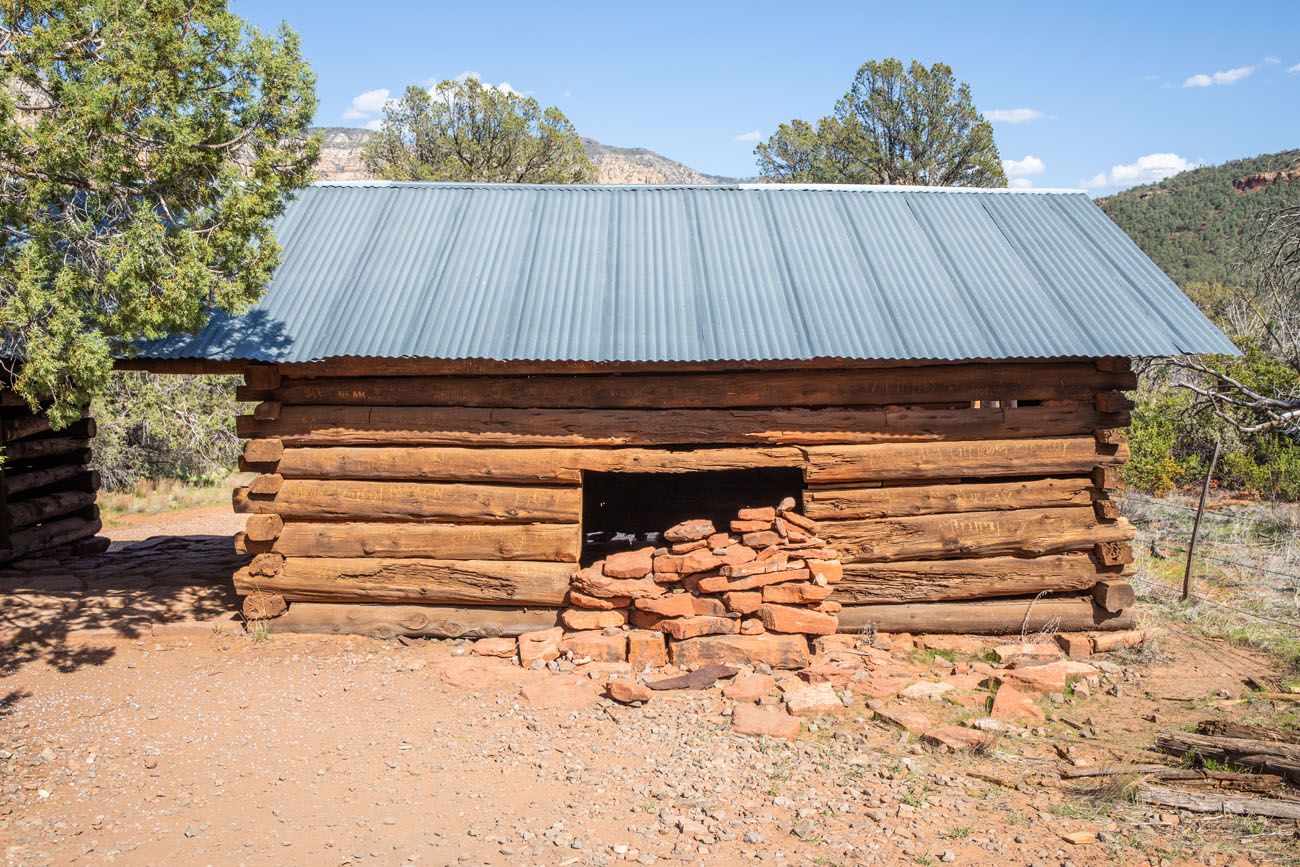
756,58 -> 1005,187
0,0 -> 318,425
361,77 -> 597,184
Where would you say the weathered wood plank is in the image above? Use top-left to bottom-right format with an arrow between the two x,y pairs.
3,436 -> 89,463
6,490 -> 97,528
233,480 -> 580,523
259,445 -> 809,483
833,553 -> 1123,604
805,478 -> 1095,520
235,558 -> 572,606
262,364 -> 1134,409
804,437 -> 1128,484
2,513 -> 101,562
257,521 -> 580,561
264,602 -> 560,639
237,403 -> 1127,447
4,465 -> 99,496
837,595 -> 1134,635
817,508 -> 1134,563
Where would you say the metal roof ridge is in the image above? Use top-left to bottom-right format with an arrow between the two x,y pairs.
308,180 -> 1089,194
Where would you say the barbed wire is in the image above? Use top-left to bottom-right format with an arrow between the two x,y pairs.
1128,573 -> 1300,630
1144,536 -> 1300,585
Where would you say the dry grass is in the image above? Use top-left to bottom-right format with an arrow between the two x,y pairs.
1123,491 -> 1300,677
98,472 -> 253,519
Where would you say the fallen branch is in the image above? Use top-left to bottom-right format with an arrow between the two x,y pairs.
1136,785 -> 1300,819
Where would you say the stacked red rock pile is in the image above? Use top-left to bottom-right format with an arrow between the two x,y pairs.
562,497 -> 843,668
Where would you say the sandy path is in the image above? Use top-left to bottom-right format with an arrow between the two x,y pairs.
101,505 -> 246,544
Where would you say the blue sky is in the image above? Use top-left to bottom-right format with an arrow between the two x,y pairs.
234,0 -> 1300,192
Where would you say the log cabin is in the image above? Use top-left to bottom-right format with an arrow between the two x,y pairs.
117,181 -> 1237,637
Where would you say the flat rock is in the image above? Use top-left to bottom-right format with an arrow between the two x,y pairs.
560,608 -> 627,631
471,637 -> 517,658
874,706 -> 931,734
900,681 -> 955,701
561,630 -> 627,663
730,703 -> 800,739
606,680 -> 653,704
783,681 -> 842,716
518,627 -> 564,668
664,519 -> 716,543
669,633 -> 811,670
657,615 -> 738,640
992,642 -> 1060,663
603,547 -> 655,579
917,635 -> 988,653
520,678 -> 601,711
723,673 -> 776,703
758,603 -> 837,636
990,682 -> 1045,723
923,725 -> 993,752
627,629 -> 668,669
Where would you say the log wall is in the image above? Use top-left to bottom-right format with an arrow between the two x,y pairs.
0,392 -> 106,563
231,359 -> 1137,631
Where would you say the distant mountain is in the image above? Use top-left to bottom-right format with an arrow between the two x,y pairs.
1098,149 -> 1300,288
309,127 -> 737,185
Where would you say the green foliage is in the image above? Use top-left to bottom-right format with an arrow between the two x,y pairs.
90,372 -> 244,491
1124,391 -> 1202,495
756,58 -> 1005,187
0,1 -> 318,426
1098,150 -> 1300,288
362,77 -> 596,183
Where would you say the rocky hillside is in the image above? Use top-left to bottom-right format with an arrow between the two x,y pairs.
1099,149 -> 1300,288
310,127 -> 735,185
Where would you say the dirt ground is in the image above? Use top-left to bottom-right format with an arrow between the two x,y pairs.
1,510 -> 1298,866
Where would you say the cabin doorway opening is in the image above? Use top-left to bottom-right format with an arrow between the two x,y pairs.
580,467 -> 805,565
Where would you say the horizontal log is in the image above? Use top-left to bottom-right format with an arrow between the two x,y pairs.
1,415 -> 93,444
3,436 -> 89,463
1135,785 -> 1300,820
4,465 -> 99,496
259,445 -> 809,483
804,437 -> 1128,484
256,522 -> 580,561
6,490 -> 97,528
236,403 -> 1127,448
818,507 -> 1134,563
264,602 -> 560,639
233,480 -> 580,523
253,400 -> 281,421
3,513 -> 102,562
805,478 -> 1095,520
832,553 -> 1124,604
235,558 -> 572,606
259,363 -> 1134,409
837,595 -> 1135,635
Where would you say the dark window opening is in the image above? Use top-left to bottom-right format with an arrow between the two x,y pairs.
581,468 -> 805,565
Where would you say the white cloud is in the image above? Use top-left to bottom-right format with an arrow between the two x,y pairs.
1289,63 -> 1300,74
1002,155 -> 1045,179
342,87 -> 391,121
1182,65 -> 1254,87
1264,56 -> 1281,64
733,130 -> 763,143
1007,178 -> 1034,189
444,71 -> 516,95
983,108 -> 1049,124
363,118 -> 383,131
1080,152 -> 1200,191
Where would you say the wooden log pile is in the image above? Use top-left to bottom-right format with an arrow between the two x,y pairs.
0,392 -> 105,563
562,498 -> 843,666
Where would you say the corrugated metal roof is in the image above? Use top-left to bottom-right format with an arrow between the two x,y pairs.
138,182 -> 1239,363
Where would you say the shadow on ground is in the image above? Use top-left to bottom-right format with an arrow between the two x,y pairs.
0,535 -> 246,675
